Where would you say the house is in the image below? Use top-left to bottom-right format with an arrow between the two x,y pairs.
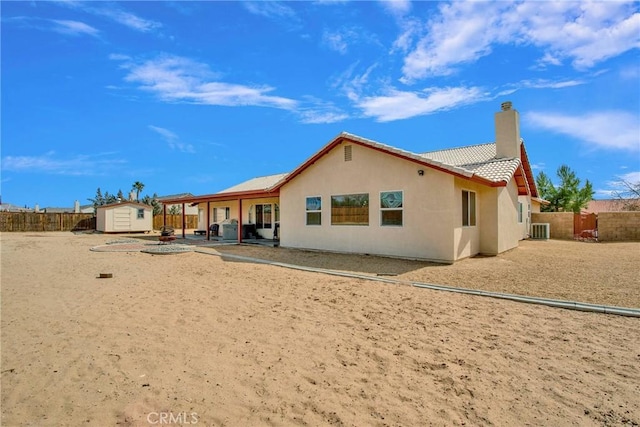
0,203 -> 32,212
161,102 -> 543,263
584,199 -> 638,213
96,201 -> 153,233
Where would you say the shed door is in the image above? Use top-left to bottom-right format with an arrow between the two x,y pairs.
113,207 -> 131,231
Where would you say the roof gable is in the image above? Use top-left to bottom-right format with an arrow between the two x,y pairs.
274,132 -> 537,191
97,201 -> 151,209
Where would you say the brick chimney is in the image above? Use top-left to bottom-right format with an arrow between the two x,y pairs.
494,101 -> 521,159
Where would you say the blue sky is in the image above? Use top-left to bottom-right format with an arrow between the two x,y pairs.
2,0 -> 639,208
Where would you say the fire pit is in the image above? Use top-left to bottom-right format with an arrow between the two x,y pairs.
159,227 -> 176,244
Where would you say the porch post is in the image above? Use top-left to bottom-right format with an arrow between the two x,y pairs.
206,201 -> 211,241
238,198 -> 243,243
163,204 -> 167,230
181,202 -> 186,238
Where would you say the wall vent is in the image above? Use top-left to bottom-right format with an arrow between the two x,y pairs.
531,223 -> 550,240
344,145 -> 353,161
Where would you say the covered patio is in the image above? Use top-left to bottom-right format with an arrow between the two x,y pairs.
159,174 -> 286,244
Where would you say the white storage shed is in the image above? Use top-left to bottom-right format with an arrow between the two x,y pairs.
96,201 -> 153,233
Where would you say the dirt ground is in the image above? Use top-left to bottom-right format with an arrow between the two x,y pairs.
212,239 -> 640,309
1,232 -> 639,426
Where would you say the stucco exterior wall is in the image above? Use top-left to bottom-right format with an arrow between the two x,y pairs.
531,200 -> 542,213
454,177 -> 485,259
280,141 -> 456,263
496,181 -> 522,253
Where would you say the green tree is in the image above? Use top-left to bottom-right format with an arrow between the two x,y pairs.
132,181 -> 145,202
87,187 -> 105,210
104,191 -> 118,205
536,165 -> 594,213
141,193 -> 162,216
117,189 -> 124,201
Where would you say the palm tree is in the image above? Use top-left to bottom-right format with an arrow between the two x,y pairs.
132,181 -> 145,202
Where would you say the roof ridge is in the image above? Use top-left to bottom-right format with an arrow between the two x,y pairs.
421,142 -> 495,155
462,157 -> 521,167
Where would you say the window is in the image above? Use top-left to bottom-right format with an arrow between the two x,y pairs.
462,190 -> 476,227
306,196 -> 322,225
331,194 -> 369,225
256,204 -> 272,229
137,208 -> 144,219
213,207 -> 230,223
380,191 -> 403,226
518,202 -> 523,223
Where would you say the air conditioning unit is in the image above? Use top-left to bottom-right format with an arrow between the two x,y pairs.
531,223 -> 550,240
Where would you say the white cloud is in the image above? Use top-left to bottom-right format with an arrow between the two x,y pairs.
322,29 -> 351,54
599,171 -> 640,198
1,152 -> 127,176
402,2 -> 509,81
113,54 -> 298,110
148,125 -> 194,153
402,1 -> 640,81
297,98 -> 349,124
357,86 -> 487,122
241,1 -> 301,29
94,7 -> 161,32
56,1 -> 161,33
51,19 -> 100,37
618,171 -> 640,183
5,16 -> 99,38
379,0 -> 412,17
242,1 -> 297,19
525,110 -> 640,151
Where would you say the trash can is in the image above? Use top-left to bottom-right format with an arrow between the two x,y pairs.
222,223 -> 238,240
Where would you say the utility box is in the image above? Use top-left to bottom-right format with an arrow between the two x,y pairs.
531,223 -> 550,240
222,220 -> 238,240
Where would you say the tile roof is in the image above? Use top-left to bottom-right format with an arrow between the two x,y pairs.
420,142 -> 521,183
218,173 -> 289,194
338,133 -> 521,184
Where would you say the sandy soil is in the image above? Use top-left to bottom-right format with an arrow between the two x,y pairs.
212,239 -> 640,309
1,232 -> 639,426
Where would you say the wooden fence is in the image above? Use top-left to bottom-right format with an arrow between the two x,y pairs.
153,214 -> 199,230
0,212 -> 95,232
0,212 -> 200,232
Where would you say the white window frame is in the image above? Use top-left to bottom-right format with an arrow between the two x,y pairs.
380,190 -> 403,227
137,208 -> 145,219
305,196 -> 322,226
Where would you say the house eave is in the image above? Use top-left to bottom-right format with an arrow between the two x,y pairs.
161,189 -> 280,205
